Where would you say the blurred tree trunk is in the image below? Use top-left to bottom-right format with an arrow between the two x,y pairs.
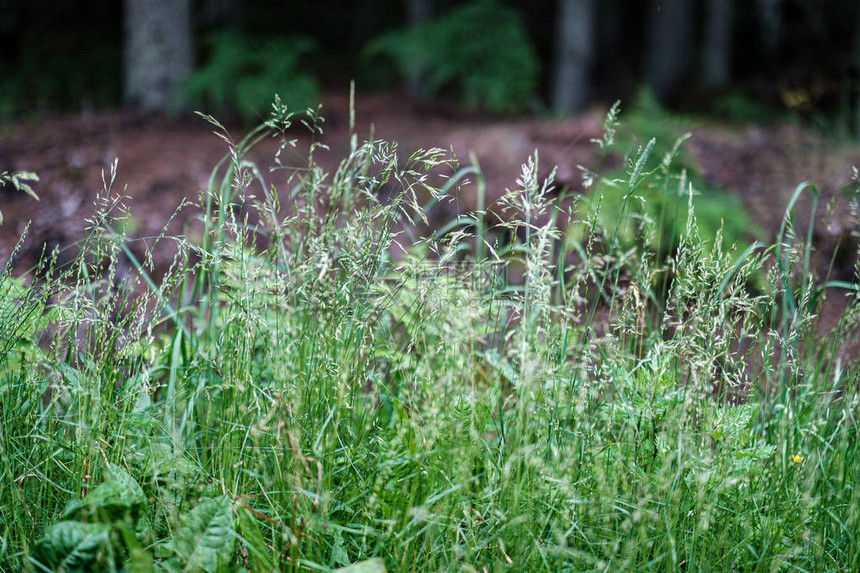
757,0 -> 781,61
552,0 -> 594,115
703,0 -> 733,88
0,0 -> 21,36
854,4 -> 860,135
856,22 -> 860,71
800,0 -> 825,40
645,0 -> 693,102
351,0 -> 380,52
123,0 -> 193,112
406,0 -> 433,98
855,4 -> 860,75
407,0 -> 432,28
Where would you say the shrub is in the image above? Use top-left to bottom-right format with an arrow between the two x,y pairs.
571,96 -> 760,265
367,0 -> 539,114
181,31 -> 320,122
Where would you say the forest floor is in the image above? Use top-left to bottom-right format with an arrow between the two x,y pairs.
2,89 -> 859,323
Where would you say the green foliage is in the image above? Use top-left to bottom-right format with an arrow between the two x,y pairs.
31,522 -> 114,572
334,559 -> 387,573
30,468 -> 153,572
0,40 -> 121,119
61,467 -> 147,523
2,98 -> 860,571
30,468 -> 236,572
0,64 -> 23,121
159,497 -> 234,572
181,32 -> 320,122
712,89 -> 777,124
0,274 -> 46,368
572,93 -> 759,260
367,0 -> 538,114
236,506 -> 279,573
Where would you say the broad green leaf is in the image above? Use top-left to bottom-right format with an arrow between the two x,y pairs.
115,521 -> 156,573
237,505 -> 279,573
330,528 -> 349,568
334,558 -> 387,573
483,348 -> 520,387
31,521 -> 112,572
169,496 -> 235,572
141,441 -> 193,481
63,466 -> 147,523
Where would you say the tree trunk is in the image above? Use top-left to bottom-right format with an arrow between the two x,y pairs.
855,4 -> 860,75
645,0 -> 693,103
757,0 -> 781,61
0,0 -> 21,36
703,0 -> 733,88
406,0 -> 433,98
123,0 -> 193,112
854,4 -> 860,136
351,0 -> 380,52
552,0 -> 594,115
801,0 -> 825,40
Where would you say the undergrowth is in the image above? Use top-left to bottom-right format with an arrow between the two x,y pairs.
366,0 -> 538,115
1,97 -> 859,572
181,32 -> 320,123
571,94 -> 760,263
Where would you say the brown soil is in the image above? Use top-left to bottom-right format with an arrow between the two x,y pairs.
2,89 -> 858,316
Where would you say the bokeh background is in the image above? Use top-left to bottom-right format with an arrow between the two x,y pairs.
0,0 -> 858,124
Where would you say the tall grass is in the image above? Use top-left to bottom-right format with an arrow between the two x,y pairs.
1,99 -> 858,572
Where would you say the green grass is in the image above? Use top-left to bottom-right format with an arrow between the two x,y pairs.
570,94 -> 761,264
1,99 -> 859,572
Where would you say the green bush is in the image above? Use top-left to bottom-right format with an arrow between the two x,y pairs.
712,89 -> 777,125
0,46 -> 121,118
571,95 -> 761,264
181,31 -> 320,122
367,0 -> 538,114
